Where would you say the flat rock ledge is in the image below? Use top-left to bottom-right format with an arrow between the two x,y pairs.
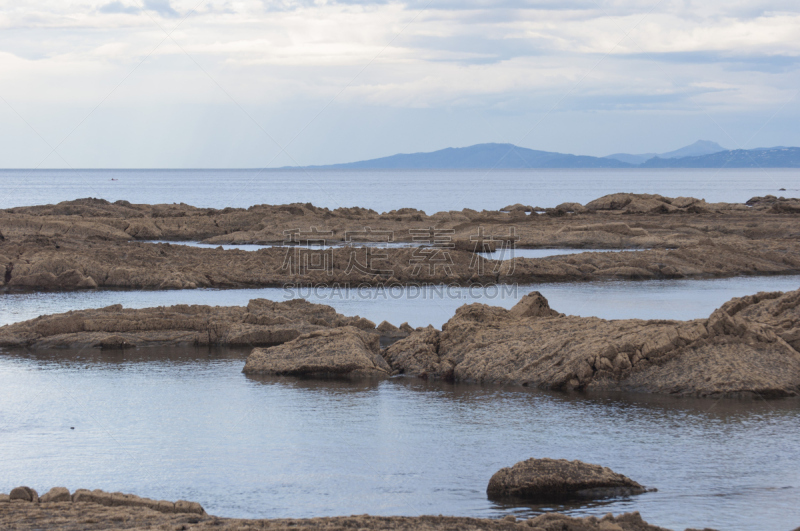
0,497 -> 685,531
487,459 -> 651,502
0,486 -> 204,515
243,326 -> 392,379
0,298 -> 385,350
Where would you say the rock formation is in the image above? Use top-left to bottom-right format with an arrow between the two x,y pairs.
384,289 -> 800,397
486,458 -> 650,502
1,235 -> 798,292
0,299 -> 382,350
2,193 -> 800,291
243,326 -> 392,379
0,486 -> 676,530
2,486 -> 204,515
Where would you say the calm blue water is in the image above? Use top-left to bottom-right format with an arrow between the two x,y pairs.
2,169 -> 800,530
0,348 -> 798,531
1,168 -> 798,212
2,276 -> 799,329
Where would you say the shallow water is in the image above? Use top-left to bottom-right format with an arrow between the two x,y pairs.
143,240 -> 636,260
145,241 -> 419,251
1,168 -> 798,212
0,346 -> 798,531
1,276 -> 798,329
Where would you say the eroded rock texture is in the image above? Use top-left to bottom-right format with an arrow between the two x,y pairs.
0,299 -> 379,350
2,193 -> 800,291
243,326 -> 392,378
487,458 -> 650,502
385,289 -> 800,397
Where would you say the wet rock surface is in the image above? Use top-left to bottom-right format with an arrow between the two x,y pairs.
486,459 -> 650,502
385,289 -> 800,397
0,298 -> 382,350
243,326 -> 392,379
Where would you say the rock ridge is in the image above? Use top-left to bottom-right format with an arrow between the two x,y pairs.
384,289 -> 800,397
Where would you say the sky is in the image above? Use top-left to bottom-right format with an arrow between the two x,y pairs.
0,0 -> 799,168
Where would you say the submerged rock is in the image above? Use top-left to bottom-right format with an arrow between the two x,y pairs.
487,458 -> 650,502
244,326 -> 391,379
385,289 -> 800,398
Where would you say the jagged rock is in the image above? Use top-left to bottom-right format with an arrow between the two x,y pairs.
385,289 -> 800,397
487,458 -> 650,502
0,299 -> 378,350
243,326 -> 391,379
41,487 -> 71,503
9,486 -> 38,503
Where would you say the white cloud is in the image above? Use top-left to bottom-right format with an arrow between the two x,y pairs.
0,0 -> 798,166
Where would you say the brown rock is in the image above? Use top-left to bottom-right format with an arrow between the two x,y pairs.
385,289 -> 800,397
487,458 -> 649,502
4,193 -> 800,292
0,501 -> 673,530
243,326 -> 390,379
41,487 -> 71,503
9,486 -> 38,502
0,298 -> 376,350
71,488 -> 205,515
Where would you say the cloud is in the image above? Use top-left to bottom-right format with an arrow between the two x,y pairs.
98,2 -> 141,15
0,0 -> 798,167
143,0 -> 180,17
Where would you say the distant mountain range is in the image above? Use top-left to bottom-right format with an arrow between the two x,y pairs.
304,141 -> 800,169
604,140 -> 726,165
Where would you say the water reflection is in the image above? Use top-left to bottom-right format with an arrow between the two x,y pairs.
1,347 -> 798,531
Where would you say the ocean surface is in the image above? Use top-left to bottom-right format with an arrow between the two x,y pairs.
1,348 -> 798,531
2,169 -> 800,530
2,276 -> 799,329
1,168 -> 798,212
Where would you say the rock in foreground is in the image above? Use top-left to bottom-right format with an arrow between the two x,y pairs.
487,459 -> 650,502
243,326 -> 392,379
0,490 -> 676,530
385,289 -> 800,397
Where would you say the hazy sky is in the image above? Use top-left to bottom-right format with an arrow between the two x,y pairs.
1,0 -> 798,167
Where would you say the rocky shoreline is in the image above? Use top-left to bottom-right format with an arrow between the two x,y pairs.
1,233 -> 798,292
3,288 -> 799,398
0,485 -> 680,530
2,193 -> 800,292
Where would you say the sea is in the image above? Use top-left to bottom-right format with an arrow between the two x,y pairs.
1,168 -> 799,531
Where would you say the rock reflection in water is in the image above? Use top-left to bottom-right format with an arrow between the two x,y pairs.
1,347 -> 799,531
